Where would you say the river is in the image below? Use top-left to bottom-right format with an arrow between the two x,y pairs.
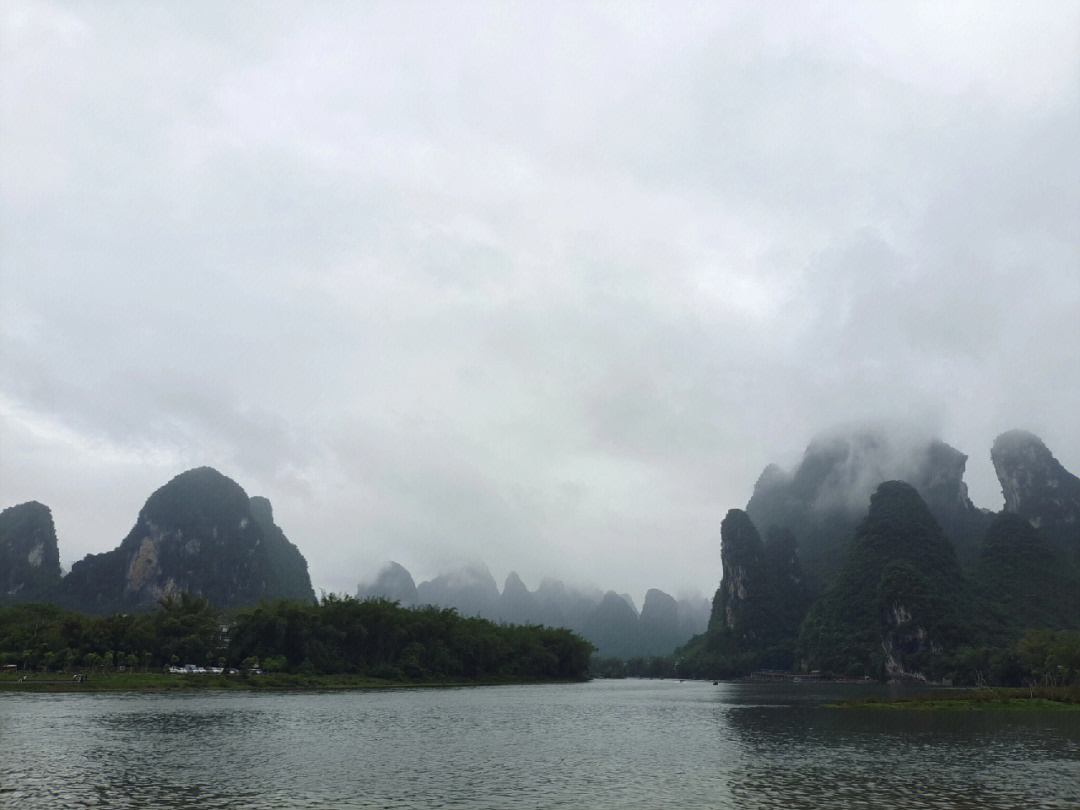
1,679 -> 1078,809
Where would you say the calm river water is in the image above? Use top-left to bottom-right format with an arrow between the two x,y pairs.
1,679 -> 1078,809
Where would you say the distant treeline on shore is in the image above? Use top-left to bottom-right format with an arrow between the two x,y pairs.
0,594 -> 594,683
588,628 -> 1080,688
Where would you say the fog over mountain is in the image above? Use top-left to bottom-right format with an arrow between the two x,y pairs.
746,424 -> 994,581
2,3 -> 1078,602
358,560 -> 710,658
680,429 -> 1080,680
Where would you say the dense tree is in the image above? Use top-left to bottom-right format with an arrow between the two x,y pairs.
976,513 -> 1080,634
797,482 -> 971,679
0,594 -> 593,682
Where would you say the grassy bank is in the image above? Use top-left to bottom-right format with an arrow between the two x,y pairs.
832,685 -> 1080,711
0,671 -> 586,693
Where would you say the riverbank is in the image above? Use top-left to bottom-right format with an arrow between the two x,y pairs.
832,685 -> 1080,711
0,671 -> 586,693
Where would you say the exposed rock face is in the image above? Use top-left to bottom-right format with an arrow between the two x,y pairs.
911,441 -> 993,569
61,468 -> 316,612
747,428 -> 989,582
0,501 -> 62,602
416,562 -> 501,620
357,561 -> 417,606
706,511 -> 811,659
977,512 -> 1080,632
799,481 -> 970,679
710,510 -> 771,642
991,430 -> 1080,564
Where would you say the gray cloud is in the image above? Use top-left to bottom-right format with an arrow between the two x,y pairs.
2,1 -> 1078,602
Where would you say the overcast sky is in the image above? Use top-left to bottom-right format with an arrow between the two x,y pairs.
2,1 -> 1078,603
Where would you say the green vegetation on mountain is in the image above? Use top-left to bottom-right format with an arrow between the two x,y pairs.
0,594 -> 593,684
708,510 -> 773,645
976,512 -> 1080,633
797,481 -> 971,680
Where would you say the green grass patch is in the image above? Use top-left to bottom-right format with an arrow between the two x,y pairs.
830,685 -> 1080,711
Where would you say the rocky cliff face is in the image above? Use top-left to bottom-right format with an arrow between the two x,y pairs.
991,430 -> 1080,564
710,510 -> 771,642
706,510 -> 810,660
0,501 -> 63,602
61,468 -> 316,612
747,428 -> 989,582
910,440 -> 993,568
357,561 -> 418,606
798,481 -> 970,679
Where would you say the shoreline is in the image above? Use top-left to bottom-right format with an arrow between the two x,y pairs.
830,686 -> 1080,711
0,672 -> 588,693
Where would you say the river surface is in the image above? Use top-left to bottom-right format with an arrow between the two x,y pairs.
1,679 -> 1078,809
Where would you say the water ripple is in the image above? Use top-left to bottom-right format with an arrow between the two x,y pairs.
1,681 -> 1077,809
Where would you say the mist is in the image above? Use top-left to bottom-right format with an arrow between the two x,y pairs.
2,2 -> 1078,603
793,421 -> 953,514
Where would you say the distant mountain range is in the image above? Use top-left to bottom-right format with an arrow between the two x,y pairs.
357,561 -> 710,659
684,428 -> 1080,680
4,426 -> 1077,675
0,467 -> 708,658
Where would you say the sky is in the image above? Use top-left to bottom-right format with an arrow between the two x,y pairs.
2,1 -> 1079,604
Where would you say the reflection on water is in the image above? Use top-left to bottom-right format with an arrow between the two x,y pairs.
723,698 -> 1079,810
2,680 -> 1078,809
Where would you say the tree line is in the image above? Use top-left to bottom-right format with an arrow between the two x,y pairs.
664,628 -> 1080,687
0,593 -> 593,683
586,630 -> 1080,689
